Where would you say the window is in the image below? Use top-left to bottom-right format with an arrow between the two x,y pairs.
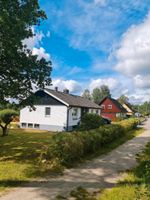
101,105 -> 105,109
21,123 -> 26,128
28,123 -> 33,128
91,109 -> 94,113
108,105 -> 112,109
45,107 -> 51,116
34,124 -> 40,129
72,108 -> 78,120
116,113 -> 121,117
96,109 -> 99,114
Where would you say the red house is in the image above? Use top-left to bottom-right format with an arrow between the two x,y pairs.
99,96 -> 127,121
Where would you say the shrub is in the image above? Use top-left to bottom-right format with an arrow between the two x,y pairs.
39,118 -> 138,169
115,118 -> 138,132
0,109 -> 18,136
78,113 -> 105,130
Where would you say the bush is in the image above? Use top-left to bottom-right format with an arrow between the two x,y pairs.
0,109 -> 18,136
115,118 -> 138,132
78,113 -> 105,130
39,118 -> 138,169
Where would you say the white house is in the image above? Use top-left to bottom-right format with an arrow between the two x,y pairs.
20,88 -> 101,131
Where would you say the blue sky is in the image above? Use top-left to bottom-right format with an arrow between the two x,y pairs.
29,0 -> 150,104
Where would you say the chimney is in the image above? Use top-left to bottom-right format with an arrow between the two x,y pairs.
55,87 -> 58,91
63,89 -> 69,94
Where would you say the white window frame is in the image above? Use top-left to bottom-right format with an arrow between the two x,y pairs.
108,105 -> 112,109
101,105 -> 105,109
45,107 -> 51,117
72,108 -> 78,120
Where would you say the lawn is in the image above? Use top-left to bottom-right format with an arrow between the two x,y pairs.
98,142 -> 150,200
0,128 -> 53,193
0,124 -> 143,194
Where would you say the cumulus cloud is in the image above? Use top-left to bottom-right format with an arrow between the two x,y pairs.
50,79 -> 82,93
89,78 -> 118,91
32,47 -> 50,61
115,12 -> 150,90
23,28 -> 50,61
134,75 -> 150,89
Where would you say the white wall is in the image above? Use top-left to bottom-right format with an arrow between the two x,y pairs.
68,107 -> 81,127
20,105 -> 67,128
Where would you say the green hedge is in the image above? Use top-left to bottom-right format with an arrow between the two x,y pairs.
39,118 -> 138,168
78,113 -> 105,130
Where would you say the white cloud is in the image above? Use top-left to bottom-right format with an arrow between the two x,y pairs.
23,28 -> 50,61
94,0 -> 106,6
32,47 -> 50,61
89,78 -> 118,91
46,31 -> 51,37
115,12 -> 150,96
50,79 -> 82,93
68,66 -> 83,75
134,75 -> 150,89
115,12 -> 150,81
23,28 -> 44,50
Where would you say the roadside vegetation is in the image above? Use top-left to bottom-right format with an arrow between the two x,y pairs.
98,141 -> 150,200
0,118 -> 140,193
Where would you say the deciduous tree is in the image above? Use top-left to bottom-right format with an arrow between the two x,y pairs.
0,0 -> 52,104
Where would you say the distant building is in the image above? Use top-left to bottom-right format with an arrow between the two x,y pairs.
99,96 -> 127,121
121,102 -> 135,117
20,88 -> 101,131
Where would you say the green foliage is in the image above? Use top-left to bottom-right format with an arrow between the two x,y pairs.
39,119 -> 138,168
133,101 -> 150,116
0,109 -> 18,136
0,0 -> 52,103
118,95 -> 129,104
56,187 -> 96,200
115,118 -> 139,132
92,85 -> 110,104
99,142 -> 150,200
79,113 -> 105,130
82,89 -> 92,100
0,109 -> 18,124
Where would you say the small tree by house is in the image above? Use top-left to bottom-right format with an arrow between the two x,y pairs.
0,109 -> 18,136
78,113 -> 105,130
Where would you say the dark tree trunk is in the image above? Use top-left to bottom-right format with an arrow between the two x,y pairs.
1,126 -> 8,137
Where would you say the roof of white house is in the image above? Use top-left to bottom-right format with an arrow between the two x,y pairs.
44,88 -> 101,109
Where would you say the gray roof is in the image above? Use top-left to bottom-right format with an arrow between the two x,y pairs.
45,89 -> 101,109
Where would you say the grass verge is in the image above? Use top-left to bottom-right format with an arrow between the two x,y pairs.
98,142 -> 150,200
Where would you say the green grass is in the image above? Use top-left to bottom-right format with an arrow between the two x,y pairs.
0,126 -> 143,194
98,142 -> 150,200
0,128 -> 53,193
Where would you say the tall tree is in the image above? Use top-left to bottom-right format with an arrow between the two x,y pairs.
100,85 -> 110,98
92,88 -> 102,104
0,0 -> 52,104
82,89 -> 91,100
92,85 -> 110,104
118,95 -> 129,104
